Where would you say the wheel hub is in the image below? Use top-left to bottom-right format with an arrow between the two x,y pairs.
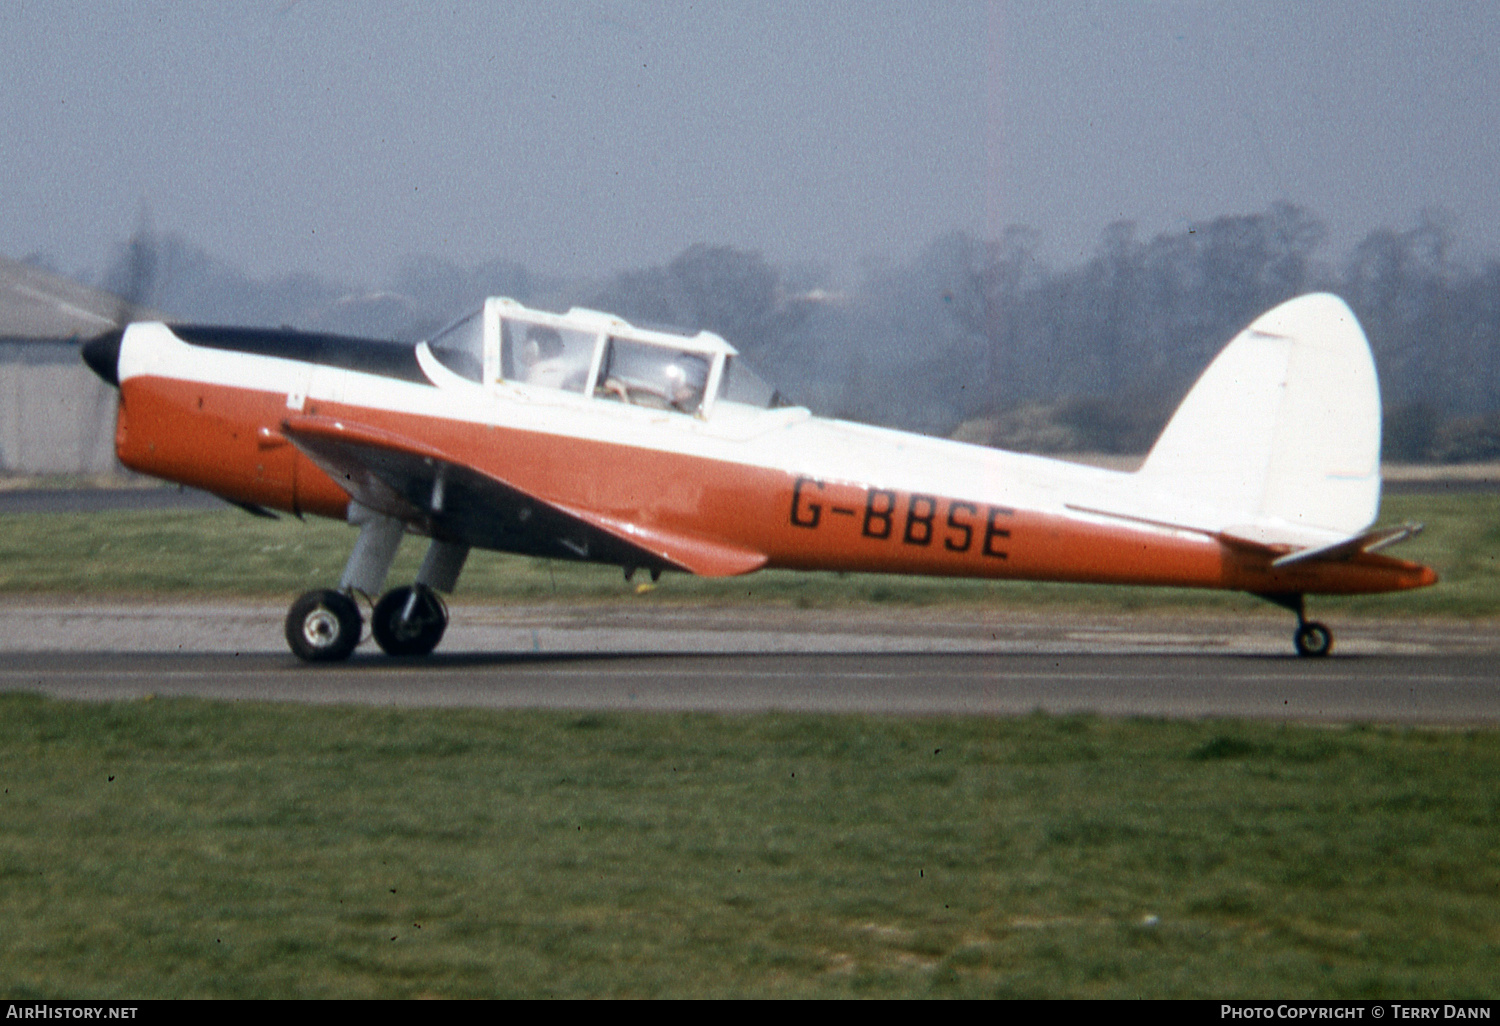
303,607 -> 340,648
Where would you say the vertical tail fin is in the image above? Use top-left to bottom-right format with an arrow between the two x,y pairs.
1137,293 -> 1381,536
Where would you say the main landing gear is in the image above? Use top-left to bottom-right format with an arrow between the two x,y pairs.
1256,592 -> 1333,658
371,584 -> 448,657
284,503 -> 469,663
286,589 -> 363,662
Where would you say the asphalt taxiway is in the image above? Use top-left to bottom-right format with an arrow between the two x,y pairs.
2,603 -> 1496,723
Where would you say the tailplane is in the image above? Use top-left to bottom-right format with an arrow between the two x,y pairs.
1137,293 -> 1381,537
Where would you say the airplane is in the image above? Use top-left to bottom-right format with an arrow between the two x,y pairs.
79,290 -> 1436,661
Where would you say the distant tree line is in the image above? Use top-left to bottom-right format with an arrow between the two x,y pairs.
582,204 -> 1500,461
89,202 -> 1500,460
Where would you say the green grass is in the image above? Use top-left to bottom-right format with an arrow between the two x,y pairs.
2,495 -> 1495,996
1,695 -> 1497,998
0,493 -> 1496,615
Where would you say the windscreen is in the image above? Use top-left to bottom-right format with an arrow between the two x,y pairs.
427,309 -> 485,382
717,356 -> 787,408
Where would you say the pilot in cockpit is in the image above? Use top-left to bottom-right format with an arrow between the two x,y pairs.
596,343 -> 708,413
660,362 -> 701,412
517,325 -> 586,392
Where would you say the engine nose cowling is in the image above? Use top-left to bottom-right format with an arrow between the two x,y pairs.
82,328 -> 124,387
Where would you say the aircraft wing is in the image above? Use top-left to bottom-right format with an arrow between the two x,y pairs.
281,413 -> 767,577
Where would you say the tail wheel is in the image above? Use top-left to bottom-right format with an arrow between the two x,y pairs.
286,589 -> 362,662
372,584 -> 448,657
1294,621 -> 1333,658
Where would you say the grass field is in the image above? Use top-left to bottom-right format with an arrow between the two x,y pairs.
1,695 -> 1498,999
1,494 -> 1496,997
0,492 -> 1496,617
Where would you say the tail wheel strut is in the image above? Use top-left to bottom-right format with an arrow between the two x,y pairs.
1255,592 -> 1334,658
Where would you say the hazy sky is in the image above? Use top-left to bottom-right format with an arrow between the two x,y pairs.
3,1 -> 1497,287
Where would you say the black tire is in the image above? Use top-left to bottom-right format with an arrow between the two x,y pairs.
1294,621 -> 1333,658
371,584 -> 448,657
285,589 -> 362,662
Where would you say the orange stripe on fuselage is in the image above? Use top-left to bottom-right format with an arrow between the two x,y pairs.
118,374 -> 304,514
116,374 -> 1436,596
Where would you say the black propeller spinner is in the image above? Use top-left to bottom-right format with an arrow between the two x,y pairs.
81,327 -> 125,387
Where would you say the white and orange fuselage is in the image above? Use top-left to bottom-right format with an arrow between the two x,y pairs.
105,296 -> 1436,602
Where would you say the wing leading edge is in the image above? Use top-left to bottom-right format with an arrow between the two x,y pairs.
281,413 -> 767,578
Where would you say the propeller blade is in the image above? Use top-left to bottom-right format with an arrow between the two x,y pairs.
82,211 -> 160,388
120,220 -> 156,324
101,209 -> 160,328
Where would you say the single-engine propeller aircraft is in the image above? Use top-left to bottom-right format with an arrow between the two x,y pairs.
80,291 -> 1435,661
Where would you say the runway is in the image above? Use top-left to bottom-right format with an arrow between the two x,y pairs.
2,602 -> 1496,723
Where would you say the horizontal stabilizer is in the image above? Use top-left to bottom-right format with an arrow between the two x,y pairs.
1269,522 -> 1424,568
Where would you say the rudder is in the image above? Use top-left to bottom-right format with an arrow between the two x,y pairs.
1137,293 -> 1381,537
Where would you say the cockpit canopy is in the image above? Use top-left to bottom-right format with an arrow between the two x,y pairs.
424,297 -> 784,415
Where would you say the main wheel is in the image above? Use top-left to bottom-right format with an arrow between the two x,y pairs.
286,589 -> 362,662
371,584 -> 448,657
1294,621 -> 1333,658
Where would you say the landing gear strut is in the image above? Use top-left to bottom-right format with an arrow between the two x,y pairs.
284,503 -> 469,663
1256,592 -> 1333,658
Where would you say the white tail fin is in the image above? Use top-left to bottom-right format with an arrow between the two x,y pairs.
1137,293 -> 1381,536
